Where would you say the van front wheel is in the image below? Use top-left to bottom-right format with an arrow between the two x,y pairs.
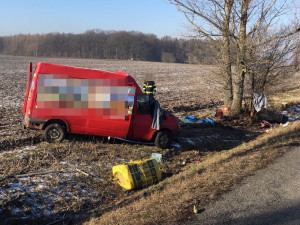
44,123 -> 66,143
154,130 -> 172,149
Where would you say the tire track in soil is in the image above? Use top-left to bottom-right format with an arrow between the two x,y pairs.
0,135 -> 42,151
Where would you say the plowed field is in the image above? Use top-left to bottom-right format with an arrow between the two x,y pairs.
0,55 -> 298,224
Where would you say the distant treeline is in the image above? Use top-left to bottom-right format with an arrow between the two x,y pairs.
0,30 -> 215,64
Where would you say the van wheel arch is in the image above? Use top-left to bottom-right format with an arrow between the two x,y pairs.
43,119 -> 68,131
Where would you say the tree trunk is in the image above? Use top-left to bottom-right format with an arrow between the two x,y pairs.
231,0 -> 249,114
222,0 -> 234,108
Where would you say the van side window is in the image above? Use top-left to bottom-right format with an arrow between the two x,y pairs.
137,95 -> 151,114
128,95 -> 134,115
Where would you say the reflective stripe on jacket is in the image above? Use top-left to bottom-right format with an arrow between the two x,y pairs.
143,81 -> 156,95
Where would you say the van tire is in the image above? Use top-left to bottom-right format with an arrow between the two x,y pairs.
44,123 -> 66,143
154,130 -> 172,149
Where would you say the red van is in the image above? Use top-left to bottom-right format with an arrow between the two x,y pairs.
22,62 -> 179,148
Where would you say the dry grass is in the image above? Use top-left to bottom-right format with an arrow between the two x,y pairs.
268,86 -> 300,111
86,120 -> 300,225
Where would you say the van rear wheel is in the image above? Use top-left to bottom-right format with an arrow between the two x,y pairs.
154,130 -> 172,149
44,123 -> 66,143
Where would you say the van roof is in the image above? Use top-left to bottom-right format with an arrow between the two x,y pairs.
34,62 -> 143,94
35,62 -> 128,80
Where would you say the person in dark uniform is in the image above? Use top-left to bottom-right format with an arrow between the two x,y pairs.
142,80 -> 156,96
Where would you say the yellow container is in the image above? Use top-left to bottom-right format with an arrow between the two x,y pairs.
112,158 -> 162,190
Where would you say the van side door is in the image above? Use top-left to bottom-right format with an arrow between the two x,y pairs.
131,95 -> 154,140
86,86 -> 134,139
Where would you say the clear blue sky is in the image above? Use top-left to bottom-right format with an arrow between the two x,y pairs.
0,0 -> 187,38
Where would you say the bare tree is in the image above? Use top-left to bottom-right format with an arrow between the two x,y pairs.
247,28 -> 297,93
170,0 -> 235,107
170,0 -> 300,114
294,35 -> 300,71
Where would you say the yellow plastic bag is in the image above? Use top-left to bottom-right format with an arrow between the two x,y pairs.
112,158 -> 162,190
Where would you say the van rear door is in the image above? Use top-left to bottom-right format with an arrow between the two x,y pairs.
22,63 -> 33,116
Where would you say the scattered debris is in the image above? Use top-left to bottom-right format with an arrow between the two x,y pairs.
223,105 -> 229,113
258,109 -> 288,124
184,116 -> 199,123
75,168 -> 90,177
0,191 -> 11,200
193,204 -> 204,214
258,103 -> 300,131
265,129 -> 274,133
283,104 -> 300,122
281,102 -> 288,110
199,118 -> 215,126
282,122 -> 290,127
183,116 -> 216,126
151,153 -> 162,163
253,93 -> 268,112
261,120 -> 272,128
215,109 -> 223,118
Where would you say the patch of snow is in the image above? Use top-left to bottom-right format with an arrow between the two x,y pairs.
172,143 -> 181,148
185,138 -> 196,145
0,146 -> 37,158
9,182 -> 25,192
12,206 -> 24,216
